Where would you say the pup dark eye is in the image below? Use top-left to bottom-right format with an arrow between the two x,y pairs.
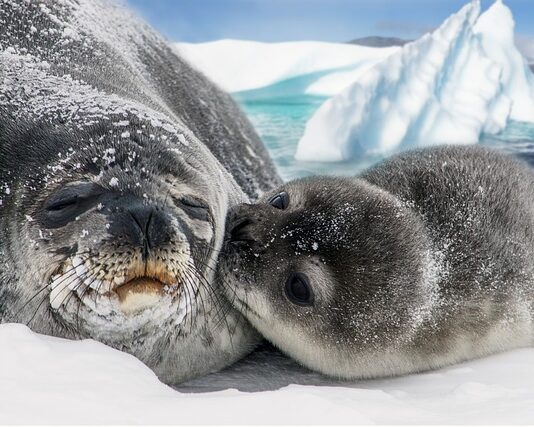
268,191 -> 289,210
41,182 -> 104,228
285,272 -> 313,306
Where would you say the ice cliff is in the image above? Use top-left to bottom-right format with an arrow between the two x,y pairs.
174,40 -> 398,95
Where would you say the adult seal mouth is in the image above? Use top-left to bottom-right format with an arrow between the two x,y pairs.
50,254 -> 184,315
0,0 -> 280,384
115,277 -> 170,309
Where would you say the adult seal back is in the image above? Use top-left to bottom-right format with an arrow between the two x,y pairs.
221,146 -> 534,379
0,0 -> 280,383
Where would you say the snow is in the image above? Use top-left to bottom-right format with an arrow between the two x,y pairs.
174,39 -> 398,95
1,323 -> 533,424
296,0 -> 534,161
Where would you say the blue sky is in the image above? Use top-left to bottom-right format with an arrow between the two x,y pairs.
126,0 -> 534,43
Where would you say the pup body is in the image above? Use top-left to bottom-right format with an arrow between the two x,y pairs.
221,146 -> 534,379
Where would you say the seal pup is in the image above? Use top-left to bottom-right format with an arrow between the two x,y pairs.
0,0 -> 280,383
220,145 -> 534,379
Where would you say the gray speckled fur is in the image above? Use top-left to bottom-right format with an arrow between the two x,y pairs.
222,145 -> 534,379
0,0 -> 280,384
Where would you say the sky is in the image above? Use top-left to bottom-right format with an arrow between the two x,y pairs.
126,0 -> 534,43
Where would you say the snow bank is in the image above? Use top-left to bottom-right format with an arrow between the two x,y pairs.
1,323 -> 534,424
296,0 -> 534,161
174,39 -> 398,95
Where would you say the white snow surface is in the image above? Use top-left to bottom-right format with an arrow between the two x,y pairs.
1,323 -> 534,424
297,0 -> 534,161
174,39 -> 398,95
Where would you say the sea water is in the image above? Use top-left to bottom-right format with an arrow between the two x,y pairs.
234,92 -> 534,181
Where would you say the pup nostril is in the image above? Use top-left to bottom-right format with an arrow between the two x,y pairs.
229,218 -> 255,244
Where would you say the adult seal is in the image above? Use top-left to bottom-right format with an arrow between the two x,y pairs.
0,0 -> 280,383
221,146 -> 534,379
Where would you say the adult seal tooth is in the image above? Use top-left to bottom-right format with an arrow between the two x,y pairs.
220,146 -> 534,379
0,0 -> 280,384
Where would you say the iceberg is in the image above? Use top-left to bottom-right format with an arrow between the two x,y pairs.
296,0 -> 534,162
174,39 -> 398,95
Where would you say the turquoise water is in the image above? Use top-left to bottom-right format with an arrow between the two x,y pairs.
234,91 -> 534,181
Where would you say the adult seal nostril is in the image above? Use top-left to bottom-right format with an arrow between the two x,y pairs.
126,205 -> 170,261
108,203 -> 168,251
130,206 -> 153,261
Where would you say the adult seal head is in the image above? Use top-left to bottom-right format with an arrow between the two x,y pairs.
0,0 -> 280,383
220,146 -> 534,379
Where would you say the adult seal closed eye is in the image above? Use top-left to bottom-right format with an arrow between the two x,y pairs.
220,145 -> 534,379
0,0 -> 280,384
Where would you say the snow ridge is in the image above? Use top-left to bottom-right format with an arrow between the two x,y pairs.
1,323 -> 534,424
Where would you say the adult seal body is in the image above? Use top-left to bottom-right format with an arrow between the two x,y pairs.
221,146 -> 534,379
0,0 -> 280,383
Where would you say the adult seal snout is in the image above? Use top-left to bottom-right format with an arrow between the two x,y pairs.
220,146 -> 534,379
0,0 -> 280,383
